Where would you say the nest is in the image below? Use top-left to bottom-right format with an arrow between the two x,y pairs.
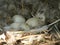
0,0 -> 60,45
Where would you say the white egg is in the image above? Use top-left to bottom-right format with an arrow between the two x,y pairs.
20,23 -> 30,31
26,18 -> 40,28
12,15 -> 25,23
10,23 -> 20,30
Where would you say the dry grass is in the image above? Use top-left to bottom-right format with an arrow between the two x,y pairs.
0,31 -> 60,45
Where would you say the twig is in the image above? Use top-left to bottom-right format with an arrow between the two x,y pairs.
48,19 -> 60,27
16,34 -> 44,40
54,25 -> 60,34
54,25 -> 60,38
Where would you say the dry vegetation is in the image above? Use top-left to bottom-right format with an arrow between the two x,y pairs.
0,31 -> 60,45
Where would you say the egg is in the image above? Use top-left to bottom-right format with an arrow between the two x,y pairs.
26,17 -> 40,28
20,23 -> 30,31
12,15 -> 25,24
10,23 -> 20,30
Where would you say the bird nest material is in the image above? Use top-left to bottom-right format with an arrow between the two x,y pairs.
0,31 -> 60,45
